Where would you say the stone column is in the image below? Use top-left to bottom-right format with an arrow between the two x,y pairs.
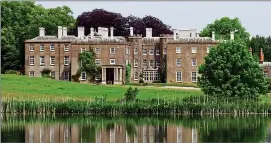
102,68 -> 106,84
176,127 -> 182,143
120,68 -> 123,84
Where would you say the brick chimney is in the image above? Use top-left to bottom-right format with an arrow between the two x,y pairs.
39,27 -> 45,37
260,48 -> 264,64
58,26 -> 62,39
173,29 -> 177,40
77,27 -> 85,39
230,31 -> 234,40
90,27 -> 94,39
212,31 -> 215,40
130,27 -> 133,36
110,27 -> 114,39
62,27 -> 67,37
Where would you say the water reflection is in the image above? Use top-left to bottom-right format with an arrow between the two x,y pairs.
1,115 -> 270,143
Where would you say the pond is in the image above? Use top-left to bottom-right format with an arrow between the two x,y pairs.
1,115 -> 271,143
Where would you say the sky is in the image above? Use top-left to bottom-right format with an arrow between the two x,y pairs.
36,1 -> 271,37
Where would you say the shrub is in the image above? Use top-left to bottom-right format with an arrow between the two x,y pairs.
5,70 -> 17,75
41,68 -> 51,78
124,87 -> 139,102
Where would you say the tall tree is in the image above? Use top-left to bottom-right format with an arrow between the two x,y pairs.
200,17 -> 250,43
198,40 -> 269,100
74,9 -> 172,37
250,35 -> 271,62
1,1 -> 75,73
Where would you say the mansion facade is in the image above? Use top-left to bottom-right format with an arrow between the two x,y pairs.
24,26 -> 219,84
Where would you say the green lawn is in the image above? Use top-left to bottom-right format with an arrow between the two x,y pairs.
1,74 -> 202,101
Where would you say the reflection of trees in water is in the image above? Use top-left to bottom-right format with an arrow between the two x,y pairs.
1,115 -> 270,143
180,116 -> 268,143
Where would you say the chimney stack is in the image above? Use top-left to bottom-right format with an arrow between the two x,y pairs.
77,27 -> 85,39
90,27 -> 94,39
230,31 -> 234,40
260,48 -> 264,64
130,27 -> 133,36
110,27 -> 114,39
104,28 -> 109,38
212,31 -> 215,40
146,28 -> 152,38
62,27 -> 67,37
39,27 -> 45,37
58,26 -> 62,39
190,29 -> 196,38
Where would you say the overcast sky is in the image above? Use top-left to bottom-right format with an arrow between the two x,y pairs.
36,1 -> 271,37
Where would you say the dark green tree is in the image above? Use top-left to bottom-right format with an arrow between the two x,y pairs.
1,1 -> 75,73
250,35 -> 271,62
198,40 -> 269,100
200,17 -> 250,44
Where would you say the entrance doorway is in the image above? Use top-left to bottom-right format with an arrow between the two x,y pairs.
106,68 -> 114,84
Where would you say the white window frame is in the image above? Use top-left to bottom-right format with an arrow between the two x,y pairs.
207,46 -> 212,53
110,47 -> 115,54
29,71 -> 34,77
143,59 -> 147,67
192,58 -> 197,66
81,72 -> 87,81
50,44 -> 55,52
95,48 -> 101,54
110,59 -> 116,65
64,56 -> 69,65
29,56 -> 34,66
176,47 -> 182,53
143,70 -> 160,82
80,48 -> 86,53
64,45 -> 69,52
40,44 -> 45,52
126,48 -> 129,55
40,56 -> 45,66
134,59 -> 138,67
176,71 -> 182,82
29,45 -> 34,52
134,48 -> 138,55
134,72 -> 139,80
191,72 -> 197,82
163,48 -> 167,54
50,56 -> 55,66
63,72 -> 70,80
149,48 -> 154,55
95,59 -> 101,66
156,49 -> 160,55
143,48 -> 147,55
156,60 -> 160,67
176,58 -> 181,66
149,60 -> 154,67
191,47 -> 197,54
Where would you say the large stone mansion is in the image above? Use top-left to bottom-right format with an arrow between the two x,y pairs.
24,26 -> 221,84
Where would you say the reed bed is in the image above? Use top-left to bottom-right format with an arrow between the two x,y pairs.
2,96 -> 271,115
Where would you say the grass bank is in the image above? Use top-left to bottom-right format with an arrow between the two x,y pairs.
1,74 -> 202,101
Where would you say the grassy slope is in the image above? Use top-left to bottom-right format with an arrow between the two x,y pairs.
1,74 -> 202,101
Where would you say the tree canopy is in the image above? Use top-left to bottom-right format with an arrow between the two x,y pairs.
249,35 -> 271,62
200,17 -> 250,43
198,40 -> 269,100
1,1 -> 75,73
74,9 -> 172,37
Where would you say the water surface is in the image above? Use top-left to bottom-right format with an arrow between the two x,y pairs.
1,115 -> 270,143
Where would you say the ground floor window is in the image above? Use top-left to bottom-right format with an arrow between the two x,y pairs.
191,72 -> 197,82
29,71 -> 34,77
264,71 -> 269,77
50,71 -> 55,79
176,71 -> 182,82
63,72 -> 70,80
143,70 -> 160,82
81,72 -> 87,80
